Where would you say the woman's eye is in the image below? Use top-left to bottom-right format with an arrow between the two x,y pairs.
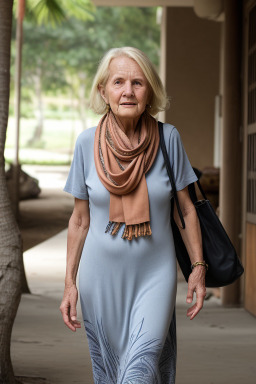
114,80 -> 121,85
134,81 -> 142,86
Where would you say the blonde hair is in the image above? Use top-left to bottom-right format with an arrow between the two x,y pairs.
89,47 -> 169,116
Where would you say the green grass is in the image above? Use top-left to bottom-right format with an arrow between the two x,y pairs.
5,158 -> 71,166
5,114 -> 99,165
6,114 -> 99,150
6,117 -> 81,150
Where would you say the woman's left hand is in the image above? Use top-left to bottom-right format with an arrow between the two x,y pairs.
186,265 -> 207,320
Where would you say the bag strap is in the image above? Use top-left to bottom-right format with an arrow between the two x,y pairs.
188,174 -> 207,202
158,121 -> 208,229
158,121 -> 186,229
195,176 -> 207,200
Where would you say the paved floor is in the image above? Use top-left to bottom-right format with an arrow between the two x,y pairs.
12,229 -> 256,384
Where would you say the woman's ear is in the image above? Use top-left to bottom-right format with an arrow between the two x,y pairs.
98,84 -> 108,104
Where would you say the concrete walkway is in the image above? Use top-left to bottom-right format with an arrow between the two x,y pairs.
12,230 -> 256,384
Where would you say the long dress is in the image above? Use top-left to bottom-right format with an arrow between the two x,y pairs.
64,122 -> 198,384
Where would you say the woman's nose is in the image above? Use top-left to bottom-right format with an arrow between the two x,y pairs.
123,82 -> 134,97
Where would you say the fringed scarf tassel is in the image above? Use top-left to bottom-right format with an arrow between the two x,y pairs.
105,221 -> 152,241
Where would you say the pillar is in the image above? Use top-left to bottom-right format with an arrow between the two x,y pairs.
162,7 -> 220,169
220,0 -> 243,306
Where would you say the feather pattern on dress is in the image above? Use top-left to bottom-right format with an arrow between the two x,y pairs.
84,310 -> 177,384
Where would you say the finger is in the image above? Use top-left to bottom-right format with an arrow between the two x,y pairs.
72,319 -> 82,328
187,292 -> 205,320
62,311 -> 76,331
186,285 -> 195,303
188,305 -> 201,320
70,304 -> 77,322
60,303 -> 77,331
186,303 -> 197,317
196,290 -> 205,311
67,305 -> 81,330
69,293 -> 78,321
68,318 -> 81,330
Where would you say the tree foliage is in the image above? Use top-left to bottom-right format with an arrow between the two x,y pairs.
9,5 -> 161,144
11,6 -> 160,105
13,0 -> 94,26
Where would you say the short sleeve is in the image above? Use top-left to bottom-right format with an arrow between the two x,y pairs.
169,127 -> 198,191
63,135 -> 89,200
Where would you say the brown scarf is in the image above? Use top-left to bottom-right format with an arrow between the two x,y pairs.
94,110 -> 159,240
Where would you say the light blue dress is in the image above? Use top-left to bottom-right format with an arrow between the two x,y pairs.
64,122 -> 198,384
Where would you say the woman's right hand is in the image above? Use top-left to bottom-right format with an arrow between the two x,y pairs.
60,284 -> 81,332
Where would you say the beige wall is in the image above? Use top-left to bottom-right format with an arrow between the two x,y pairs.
162,7 -> 221,169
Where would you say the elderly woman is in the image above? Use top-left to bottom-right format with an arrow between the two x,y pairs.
60,47 -> 207,383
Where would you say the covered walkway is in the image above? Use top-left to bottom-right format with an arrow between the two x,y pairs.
12,229 -> 256,384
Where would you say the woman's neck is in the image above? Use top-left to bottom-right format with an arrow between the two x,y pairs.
118,116 -> 140,139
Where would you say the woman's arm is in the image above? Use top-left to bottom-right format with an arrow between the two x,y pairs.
173,186 -> 206,320
60,198 -> 90,331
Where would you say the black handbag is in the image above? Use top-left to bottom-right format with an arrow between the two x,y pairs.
158,121 -> 244,288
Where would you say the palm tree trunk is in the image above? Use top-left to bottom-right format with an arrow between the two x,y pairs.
0,0 -> 22,382
77,72 -> 87,131
29,67 -> 44,145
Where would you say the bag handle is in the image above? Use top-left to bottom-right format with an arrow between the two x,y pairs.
158,121 -> 207,230
158,121 -> 186,229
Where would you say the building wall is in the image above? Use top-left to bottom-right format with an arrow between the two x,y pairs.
163,7 -> 221,169
242,0 -> 256,316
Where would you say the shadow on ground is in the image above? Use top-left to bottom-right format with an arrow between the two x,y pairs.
19,189 -> 73,252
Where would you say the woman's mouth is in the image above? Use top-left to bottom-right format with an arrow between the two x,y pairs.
120,102 -> 137,106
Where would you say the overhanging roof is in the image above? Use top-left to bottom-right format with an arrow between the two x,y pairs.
92,0 -> 193,6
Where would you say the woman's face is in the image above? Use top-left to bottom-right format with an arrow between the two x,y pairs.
99,56 -> 151,128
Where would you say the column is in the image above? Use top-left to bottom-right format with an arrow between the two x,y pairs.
220,0 -> 243,306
